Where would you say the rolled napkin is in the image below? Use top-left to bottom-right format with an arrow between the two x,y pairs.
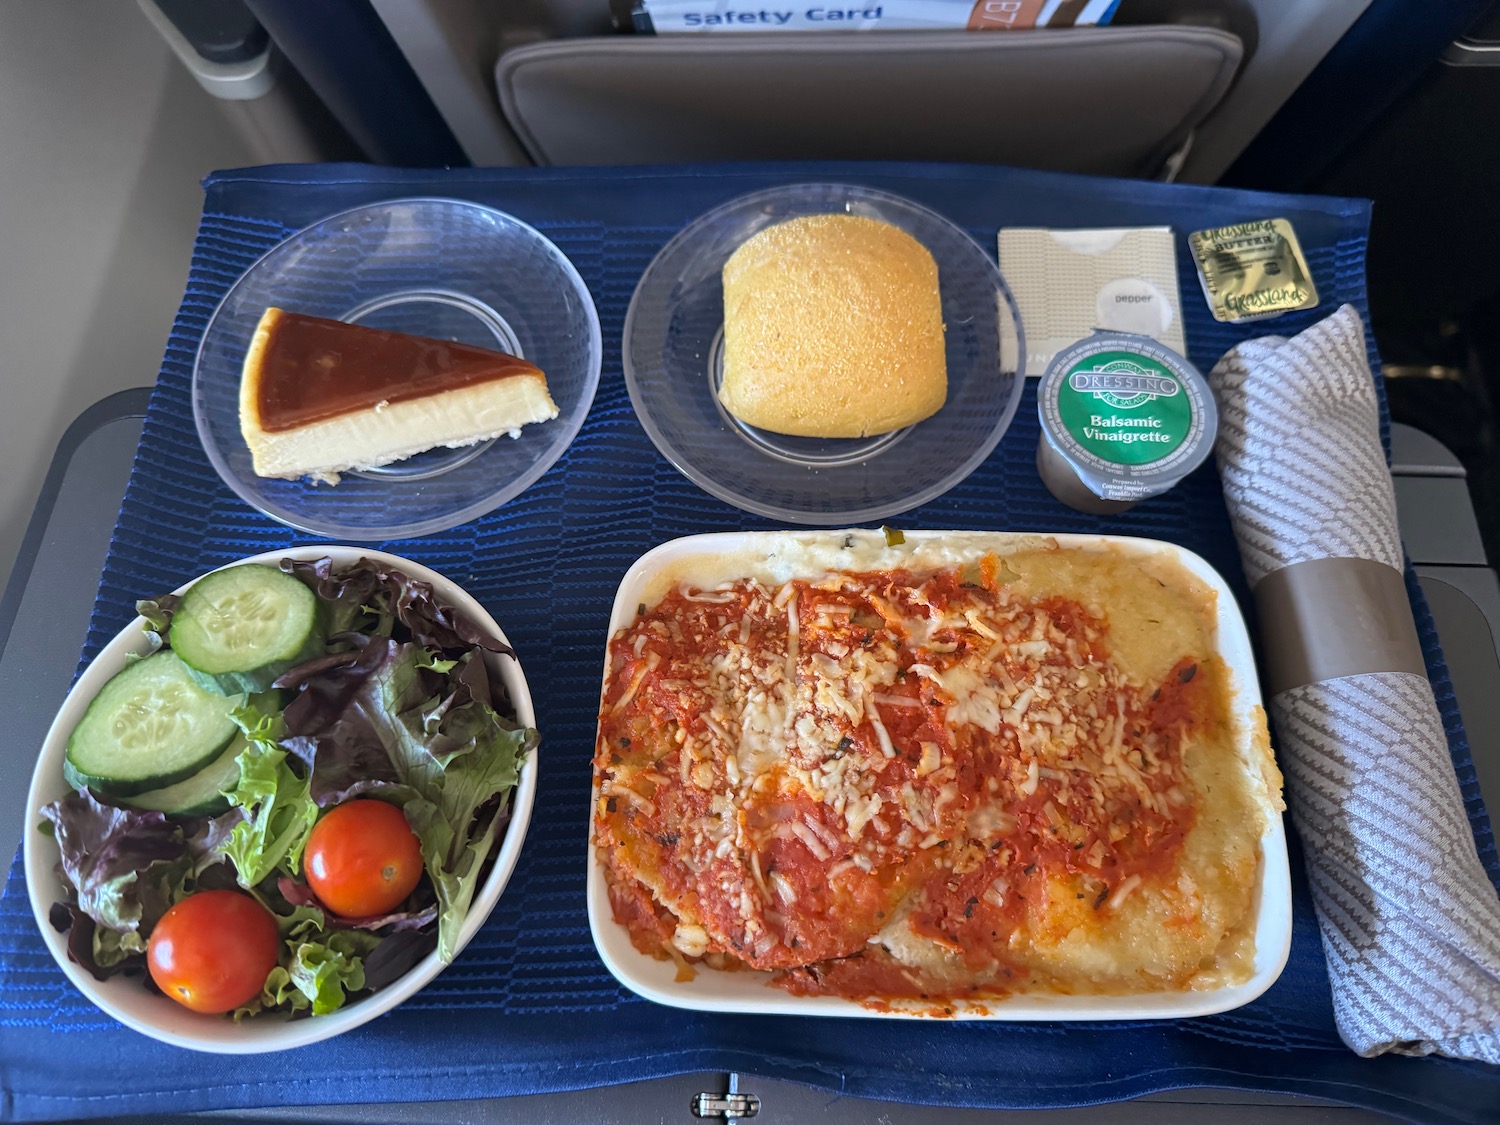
1212,303 -> 1500,1063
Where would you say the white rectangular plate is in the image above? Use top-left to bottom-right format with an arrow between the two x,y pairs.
586,530 -> 1292,1020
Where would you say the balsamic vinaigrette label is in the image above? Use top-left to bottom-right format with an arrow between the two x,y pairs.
1055,352 -> 1191,467
1037,331 -> 1217,504
1188,218 -> 1320,323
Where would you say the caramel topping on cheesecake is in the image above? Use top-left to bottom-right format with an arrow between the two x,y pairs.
253,310 -> 544,433
239,307 -> 560,485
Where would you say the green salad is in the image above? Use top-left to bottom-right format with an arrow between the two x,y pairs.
41,557 -> 536,1018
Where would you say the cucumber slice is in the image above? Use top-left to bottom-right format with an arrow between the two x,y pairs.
65,651 -> 243,797
121,734 -> 247,817
171,565 -> 323,694
117,690 -> 283,816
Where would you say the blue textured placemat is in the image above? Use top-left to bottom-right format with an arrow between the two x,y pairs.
2,162 -> 1498,1124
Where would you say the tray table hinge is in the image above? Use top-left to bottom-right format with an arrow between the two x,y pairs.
691,1091 -> 760,1119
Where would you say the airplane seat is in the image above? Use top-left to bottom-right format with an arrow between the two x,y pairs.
490,17 -> 1246,178
366,0 -> 1304,182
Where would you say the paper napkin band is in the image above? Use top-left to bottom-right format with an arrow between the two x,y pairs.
1254,557 -> 1427,696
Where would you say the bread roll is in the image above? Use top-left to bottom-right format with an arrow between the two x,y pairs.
718,214 -> 946,438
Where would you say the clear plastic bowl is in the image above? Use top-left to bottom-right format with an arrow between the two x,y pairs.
623,184 -> 1024,524
194,198 -> 601,541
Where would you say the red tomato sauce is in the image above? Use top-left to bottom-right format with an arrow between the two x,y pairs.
595,564 -> 1215,1008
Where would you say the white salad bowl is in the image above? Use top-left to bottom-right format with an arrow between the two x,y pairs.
23,546 -> 537,1053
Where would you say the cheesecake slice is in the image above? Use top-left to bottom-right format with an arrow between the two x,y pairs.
239,307 -> 560,484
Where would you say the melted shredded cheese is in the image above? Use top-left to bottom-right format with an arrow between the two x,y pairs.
594,546 -> 1260,1010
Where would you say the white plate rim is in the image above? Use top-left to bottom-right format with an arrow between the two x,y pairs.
585,529 -> 1292,1020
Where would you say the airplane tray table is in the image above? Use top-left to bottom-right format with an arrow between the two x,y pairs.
0,161 -> 1497,1124
3,403 -> 1496,1125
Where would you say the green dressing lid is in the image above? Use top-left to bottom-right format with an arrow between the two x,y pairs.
1037,330 -> 1218,505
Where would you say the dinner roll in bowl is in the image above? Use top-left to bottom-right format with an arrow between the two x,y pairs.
718,214 -> 947,439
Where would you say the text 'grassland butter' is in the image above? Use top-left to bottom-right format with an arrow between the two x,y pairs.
1188,218 -> 1320,324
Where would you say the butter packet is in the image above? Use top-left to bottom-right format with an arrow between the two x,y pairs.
1188,218 -> 1319,323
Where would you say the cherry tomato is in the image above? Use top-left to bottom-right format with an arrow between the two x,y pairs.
304,798 -> 425,917
147,890 -> 279,1014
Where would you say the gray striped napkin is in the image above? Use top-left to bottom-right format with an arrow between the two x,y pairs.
1211,303 -> 1500,1062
